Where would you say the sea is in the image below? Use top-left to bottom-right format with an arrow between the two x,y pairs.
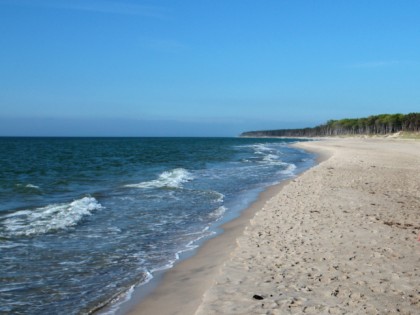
0,137 -> 315,314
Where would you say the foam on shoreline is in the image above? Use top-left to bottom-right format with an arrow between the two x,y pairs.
110,148 -> 324,315
120,138 -> 420,315
119,179 -> 300,315
195,138 -> 420,314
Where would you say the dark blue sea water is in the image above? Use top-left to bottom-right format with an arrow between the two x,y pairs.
0,137 -> 315,314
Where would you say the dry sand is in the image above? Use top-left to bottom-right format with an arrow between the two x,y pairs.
195,138 -> 420,315
129,138 -> 420,315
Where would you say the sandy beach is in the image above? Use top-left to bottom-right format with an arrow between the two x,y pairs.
129,138 -> 420,315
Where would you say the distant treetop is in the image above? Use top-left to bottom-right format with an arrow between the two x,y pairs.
240,113 -> 420,137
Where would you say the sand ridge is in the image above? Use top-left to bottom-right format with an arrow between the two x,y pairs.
195,139 -> 420,315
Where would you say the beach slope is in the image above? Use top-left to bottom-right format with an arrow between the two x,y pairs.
196,139 -> 420,314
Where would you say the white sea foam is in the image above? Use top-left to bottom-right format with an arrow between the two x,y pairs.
95,270 -> 153,315
125,168 -> 193,189
235,143 -> 273,155
243,144 -> 290,166
2,197 -> 103,236
260,154 -> 293,167
262,153 -> 280,163
25,184 -> 40,189
210,191 -> 225,203
208,206 -> 227,219
150,227 -> 214,274
253,144 -> 272,155
15,183 -> 41,191
279,163 -> 297,175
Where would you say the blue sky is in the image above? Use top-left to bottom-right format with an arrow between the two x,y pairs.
1,0 -> 419,136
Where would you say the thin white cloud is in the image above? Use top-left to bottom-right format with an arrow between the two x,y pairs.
0,0 -> 168,18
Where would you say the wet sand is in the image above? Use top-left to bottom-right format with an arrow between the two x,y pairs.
125,180 -> 293,315
128,138 -> 420,315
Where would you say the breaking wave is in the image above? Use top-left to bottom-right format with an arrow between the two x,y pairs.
279,163 -> 297,175
25,184 -> 40,190
1,197 -> 103,237
125,168 -> 193,189
208,206 -> 227,219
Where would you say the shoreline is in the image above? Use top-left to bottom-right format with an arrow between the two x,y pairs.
111,142 -> 322,315
125,182 -> 290,315
196,138 -> 420,314
118,138 -> 419,315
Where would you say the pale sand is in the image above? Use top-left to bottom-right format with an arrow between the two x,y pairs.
126,183 -> 287,315
195,139 -> 420,315
129,138 -> 420,315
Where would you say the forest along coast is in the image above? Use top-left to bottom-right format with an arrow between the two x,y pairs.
241,113 -> 420,137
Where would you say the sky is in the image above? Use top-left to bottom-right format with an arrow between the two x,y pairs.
0,0 -> 419,136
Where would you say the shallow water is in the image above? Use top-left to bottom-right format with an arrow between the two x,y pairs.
0,137 -> 314,314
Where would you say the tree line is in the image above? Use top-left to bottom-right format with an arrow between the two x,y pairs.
240,113 -> 420,137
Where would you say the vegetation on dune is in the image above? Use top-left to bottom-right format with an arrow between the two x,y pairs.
241,113 -> 420,137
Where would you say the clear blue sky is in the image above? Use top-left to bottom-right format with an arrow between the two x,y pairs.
1,0 -> 419,136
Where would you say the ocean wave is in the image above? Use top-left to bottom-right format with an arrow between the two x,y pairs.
92,270 -> 153,315
260,154 -> 294,167
262,153 -> 281,163
240,143 -> 286,154
0,241 -> 28,249
125,168 -> 193,189
208,206 -> 227,219
1,197 -> 103,237
237,143 -> 271,151
15,183 -> 40,189
150,226 -> 214,274
239,144 -> 288,166
14,183 -> 42,194
279,163 -> 297,175
248,143 -> 273,155
209,191 -> 224,203
25,184 -> 40,190
255,143 -> 273,152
